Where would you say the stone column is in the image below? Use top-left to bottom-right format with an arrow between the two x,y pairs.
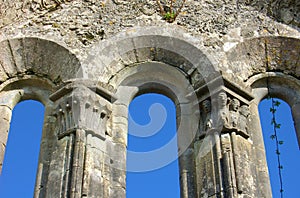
44,83 -> 114,198
177,101 -> 198,198
194,82 -> 265,197
0,90 -> 23,173
248,101 -> 272,197
195,97 -> 224,198
179,147 -> 197,198
34,104 -> 57,198
109,86 -> 138,198
291,102 -> 300,148
194,131 -> 223,198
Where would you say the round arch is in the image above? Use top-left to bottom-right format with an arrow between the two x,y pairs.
224,36 -> 300,196
0,37 -> 81,194
87,28 -> 223,197
81,26 -> 220,87
0,37 -> 81,85
111,61 -> 200,197
248,72 -> 300,147
113,61 -> 199,163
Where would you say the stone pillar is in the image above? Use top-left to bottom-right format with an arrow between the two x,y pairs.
43,83 -> 114,198
179,147 -> 197,198
109,86 -> 138,198
194,81 -> 268,197
291,102 -> 300,148
194,131 -> 223,198
195,98 -> 224,198
0,90 -> 23,173
34,104 -> 57,198
108,103 -> 128,198
0,105 -> 13,173
177,101 -> 199,198
248,101 -> 272,197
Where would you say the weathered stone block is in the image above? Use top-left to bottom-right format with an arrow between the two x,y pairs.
0,1 -> 299,197
0,90 -> 23,109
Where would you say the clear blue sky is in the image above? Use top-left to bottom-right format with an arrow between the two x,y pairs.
0,94 -> 299,197
259,99 -> 300,198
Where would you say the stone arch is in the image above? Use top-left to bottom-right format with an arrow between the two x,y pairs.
111,61 -> 200,197
0,37 -> 81,196
221,36 -> 300,197
238,72 -> 300,197
81,26 -> 220,87
73,27 -> 225,198
0,79 -> 56,198
225,35 -> 300,146
0,76 -> 55,104
225,35 -> 300,152
0,37 -> 81,85
248,72 -> 300,147
225,36 -> 300,81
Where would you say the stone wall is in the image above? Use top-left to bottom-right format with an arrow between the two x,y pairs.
1,0 -> 299,59
0,1 -> 300,198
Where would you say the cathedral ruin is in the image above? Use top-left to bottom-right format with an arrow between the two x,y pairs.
0,0 -> 299,197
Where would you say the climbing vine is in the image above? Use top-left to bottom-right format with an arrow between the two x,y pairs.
265,35 -> 284,197
156,0 -> 186,23
267,95 -> 284,197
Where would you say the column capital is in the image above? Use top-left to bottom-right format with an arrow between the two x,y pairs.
196,77 -> 254,139
49,82 -> 114,140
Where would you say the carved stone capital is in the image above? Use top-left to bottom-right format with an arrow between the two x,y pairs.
197,78 -> 254,139
50,83 -> 113,140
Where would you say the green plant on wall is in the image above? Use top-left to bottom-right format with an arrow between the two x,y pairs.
268,96 -> 284,198
156,0 -> 186,23
41,0 -> 73,10
265,49 -> 284,196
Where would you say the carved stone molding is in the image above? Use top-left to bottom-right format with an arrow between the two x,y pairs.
50,83 -> 113,140
195,77 -> 256,197
197,77 -> 254,139
45,82 -> 114,197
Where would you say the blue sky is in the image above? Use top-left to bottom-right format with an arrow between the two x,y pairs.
0,94 -> 299,197
259,99 -> 300,198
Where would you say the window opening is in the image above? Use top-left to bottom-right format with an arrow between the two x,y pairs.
259,99 -> 300,198
0,100 -> 44,197
126,93 -> 180,198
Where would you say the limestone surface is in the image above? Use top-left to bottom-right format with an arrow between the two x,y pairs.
0,1 -> 299,197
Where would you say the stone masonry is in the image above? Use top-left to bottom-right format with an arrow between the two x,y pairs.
0,0 -> 300,197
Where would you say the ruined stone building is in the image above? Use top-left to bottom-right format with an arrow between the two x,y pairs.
0,0 -> 299,197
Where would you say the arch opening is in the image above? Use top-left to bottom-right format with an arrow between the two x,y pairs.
259,98 -> 300,198
249,72 -> 300,148
113,61 -> 201,197
126,93 -> 180,198
0,100 -> 44,197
